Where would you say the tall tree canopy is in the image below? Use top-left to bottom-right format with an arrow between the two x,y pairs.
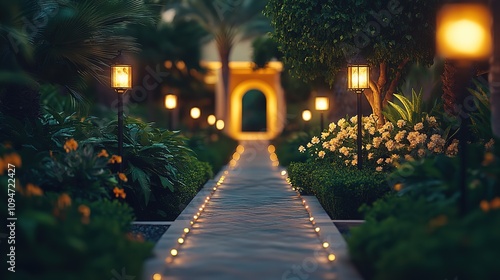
265,0 -> 440,123
168,0 -> 270,119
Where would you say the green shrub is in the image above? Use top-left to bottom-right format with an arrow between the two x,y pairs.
287,161 -> 390,219
347,143 -> 500,280
188,133 -> 238,174
0,189 -> 152,280
130,155 -> 212,220
272,131 -> 309,167
28,140 -> 119,201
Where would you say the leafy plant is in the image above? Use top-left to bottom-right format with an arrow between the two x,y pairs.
287,161 -> 390,219
0,189 -> 152,280
383,90 -> 424,126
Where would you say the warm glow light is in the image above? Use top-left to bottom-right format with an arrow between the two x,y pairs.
270,153 -> 278,162
111,65 -> 132,91
309,217 -> 314,222
178,238 -> 184,244
170,249 -> 178,256
302,110 -> 312,122
268,145 -> 276,153
436,4 -> 492,59
190,107 -> 201,119
236,145 -> 245,154
184,228 -> 190,233
315,227 -> 321,232
216,120 -> 225,130
153,273 -> 162,280
328,254 -> 336,262
165,94 -> 177,109
213,187 -> 217,191
323,242 -> 330,248
315,97 -> 329,111
233,153 -> 240,160
347,65 -> 370,90
281,171 -> 287,176
207,115 -> 216,125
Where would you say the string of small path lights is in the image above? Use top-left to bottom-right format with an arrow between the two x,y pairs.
150,144 -> 334,280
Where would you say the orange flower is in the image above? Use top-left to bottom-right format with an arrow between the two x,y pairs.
97,149 -> 109,158
113,187 -> 126,199
108,155 -> 122,164
3,152 -> 22,167
393,183 -> 403,191
25,183 -> 43,196
118,172 -> 128,182
64,139 -> 78,153
480,200 -> 490,212
78,204 -> 91,224
482,152 -> 495,166
490,197 -> 500,209
429,215 -> 448,228
57,193 -> 72,209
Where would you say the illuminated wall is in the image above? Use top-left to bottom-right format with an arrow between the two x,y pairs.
202,61 -> 285,140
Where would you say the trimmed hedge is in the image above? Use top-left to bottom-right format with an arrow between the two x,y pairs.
287,161 -> 390,219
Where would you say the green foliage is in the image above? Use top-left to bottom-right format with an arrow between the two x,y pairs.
383,90 -> 424,126
272,132 -> 310,167
134,155 -> 212,221
188,133 -> 238,174
0,190 -> 152,280
468,78 -> 493,141
265,0 -> 440,85
252,36 -> 281,68
31,142 -> 119,201
347,143 -> 500,280
287,161 -> 390,219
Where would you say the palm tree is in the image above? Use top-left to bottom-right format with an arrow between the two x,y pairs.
168,0 -> 270,119
0,0 -> 154,121
490,0 -> 500,137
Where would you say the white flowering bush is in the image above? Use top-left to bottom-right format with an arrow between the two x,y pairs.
298,114 -> 461,172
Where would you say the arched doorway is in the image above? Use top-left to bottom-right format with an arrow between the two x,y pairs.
241,89 -> 267,132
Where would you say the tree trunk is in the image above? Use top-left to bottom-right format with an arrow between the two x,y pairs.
363,60 -> 408,127
490,0 -> 500,137
442,59 -> 460,116
218,47 -> 231,121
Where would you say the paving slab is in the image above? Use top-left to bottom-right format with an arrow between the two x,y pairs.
142,141 -> 362,280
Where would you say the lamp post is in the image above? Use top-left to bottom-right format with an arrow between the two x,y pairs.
315,97 -> 329,131
347,64 -> 370,170
110,52 -> 132,172
436,2 -> 492,215
216,119 -> 225,131
190,107 -> 201,132
164,94 -> 177,130
302,109 -> 312,131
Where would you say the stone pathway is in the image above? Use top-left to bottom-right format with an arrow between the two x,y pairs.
143,141 -> 362,280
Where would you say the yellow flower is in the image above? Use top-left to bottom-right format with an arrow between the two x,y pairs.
97,149 -> 109,158
64,138 -> 78,153
118,172 -> 128,182
108,155 -> 123,164
113,187 -> 126,199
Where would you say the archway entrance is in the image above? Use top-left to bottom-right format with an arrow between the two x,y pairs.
241,89 -> 267,132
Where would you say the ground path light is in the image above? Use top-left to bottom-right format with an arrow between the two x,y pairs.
314,97 -> 329,131
164,94 -> 177,130
273,146 -> 337,263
